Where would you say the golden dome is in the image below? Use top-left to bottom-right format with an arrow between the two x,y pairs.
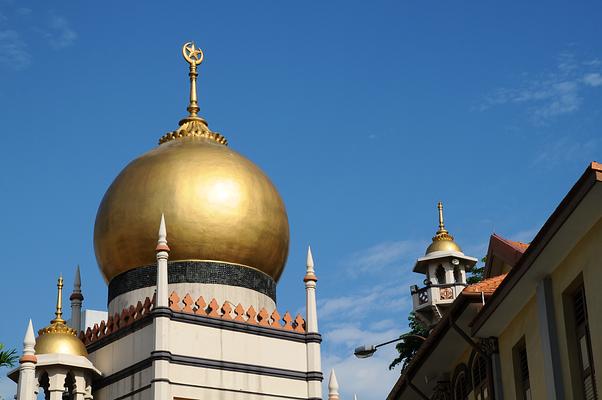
93,43 -> 289,283
425,202 -> 463,255
35,277 -> 88,357
35,326 -> 88,357
425,237 -> 462,254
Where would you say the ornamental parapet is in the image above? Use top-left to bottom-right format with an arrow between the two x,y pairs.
168,291 -> 306,332
83,292 -> 306,346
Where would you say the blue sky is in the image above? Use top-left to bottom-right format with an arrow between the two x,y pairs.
1,1 -> 601,399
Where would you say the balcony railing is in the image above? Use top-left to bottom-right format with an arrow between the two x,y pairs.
411,283 -> 467,310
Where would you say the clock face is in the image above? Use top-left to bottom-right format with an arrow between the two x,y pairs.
451,258 -> 460,266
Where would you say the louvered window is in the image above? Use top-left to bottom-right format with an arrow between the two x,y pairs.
472,354 -> 489,400
454,371 -> 468,400
513,338 -> 531,400
573,285 -> 597,400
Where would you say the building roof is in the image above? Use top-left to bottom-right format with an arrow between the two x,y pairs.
472,161 -> 602,335
483,233 -> 529,278
463,274 -> 507,295
386,274 -> 508,399
388,161 -> 602,399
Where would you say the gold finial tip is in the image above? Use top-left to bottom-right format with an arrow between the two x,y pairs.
182,41 -> 204,66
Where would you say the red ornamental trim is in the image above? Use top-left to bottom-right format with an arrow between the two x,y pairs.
19,354 -> 37,364
155,243 -> 171,252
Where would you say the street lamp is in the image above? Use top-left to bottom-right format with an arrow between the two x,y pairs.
354,334 -> 426,359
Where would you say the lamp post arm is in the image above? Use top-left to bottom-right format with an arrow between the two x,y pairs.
374,333 -> 426,349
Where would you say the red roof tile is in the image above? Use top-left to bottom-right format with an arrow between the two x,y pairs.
493,233 -> 530,253
463,274 -> 507,295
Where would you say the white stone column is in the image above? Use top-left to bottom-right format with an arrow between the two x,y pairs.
70,265 -> 83,333
156,214 -> 169,308
16,320 -> 37,400
73,373 -> 87,400
47,368 -> 67,400
328,369 -> 340,400
304,246 -> 322,399
152,214 -> 171,399
444,263 -> 454,285
305,246 -> 318,333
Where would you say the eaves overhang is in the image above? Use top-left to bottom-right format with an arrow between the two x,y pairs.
471,162 -> 602,337
413,251 -> 478,274
387,292 -> 488,400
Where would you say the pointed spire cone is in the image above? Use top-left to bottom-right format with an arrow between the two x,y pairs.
23,319 -> 35,349
328,369 -> 339,393
159,214 -> 167,239
306,245 -> 314,269
156,213 -> 170,252
304,245 -> 317,283
73,264 -> 82,289
74,265 -> 81,288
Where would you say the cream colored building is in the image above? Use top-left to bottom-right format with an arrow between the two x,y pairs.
388,161 -> 602,400
7,42 -> 344,400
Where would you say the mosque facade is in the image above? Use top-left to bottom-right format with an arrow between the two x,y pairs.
7,42 -> 344,400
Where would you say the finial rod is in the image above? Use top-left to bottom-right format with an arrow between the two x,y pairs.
182,42 -> 204,119
52,275 -> 65,324
438,201 -> 445,231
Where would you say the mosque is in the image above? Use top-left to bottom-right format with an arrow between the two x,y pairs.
7,42 -> 345,400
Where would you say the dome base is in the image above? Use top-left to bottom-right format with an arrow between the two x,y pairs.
108,260 -> 277,306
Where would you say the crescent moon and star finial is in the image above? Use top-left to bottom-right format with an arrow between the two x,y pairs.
182,41 -> 204,118
159,41 -> 228,145
183,42 -> 204,66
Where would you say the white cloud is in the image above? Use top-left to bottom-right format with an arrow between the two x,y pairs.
0,29 -> 30,70
15,7 -> 31,16
42,13 -> 77,49
583,73 -> 602,87
510,227 -> 540,243
325,323 -> 401,348
319,281 -> 411,321
322,347 -> 401,399
532,136 -> 598,167
479,52 -> 602,124
342,240 -> 425,277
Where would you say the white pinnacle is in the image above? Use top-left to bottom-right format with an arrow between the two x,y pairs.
306,245 -> 315,273
354,395 -> 358,400
74,265 -> 81,290
23,319 -> 35,353
328,369 -> 339,394
158,213 -> 167,245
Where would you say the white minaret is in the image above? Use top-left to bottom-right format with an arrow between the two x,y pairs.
16,320 -> 37,400
305,246 -> 318,332
328,369 -> 340,400
155,214 -> 170,308
304,245 -> 322,399
152,214 -> 171,399
70,265 -> 83,333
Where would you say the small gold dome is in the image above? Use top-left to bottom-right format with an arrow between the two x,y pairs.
425,237 -> 462,254
35,325 -> 88,357
35,276 -> 88,357
94,135 -> 289,282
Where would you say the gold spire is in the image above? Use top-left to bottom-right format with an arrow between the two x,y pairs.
35,275 -> 88,356
425,201 -> 462,255
182,41 -> 203,119
51,275 -> 65,324
437,201 -> 448,235
159,41 -> 227,145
